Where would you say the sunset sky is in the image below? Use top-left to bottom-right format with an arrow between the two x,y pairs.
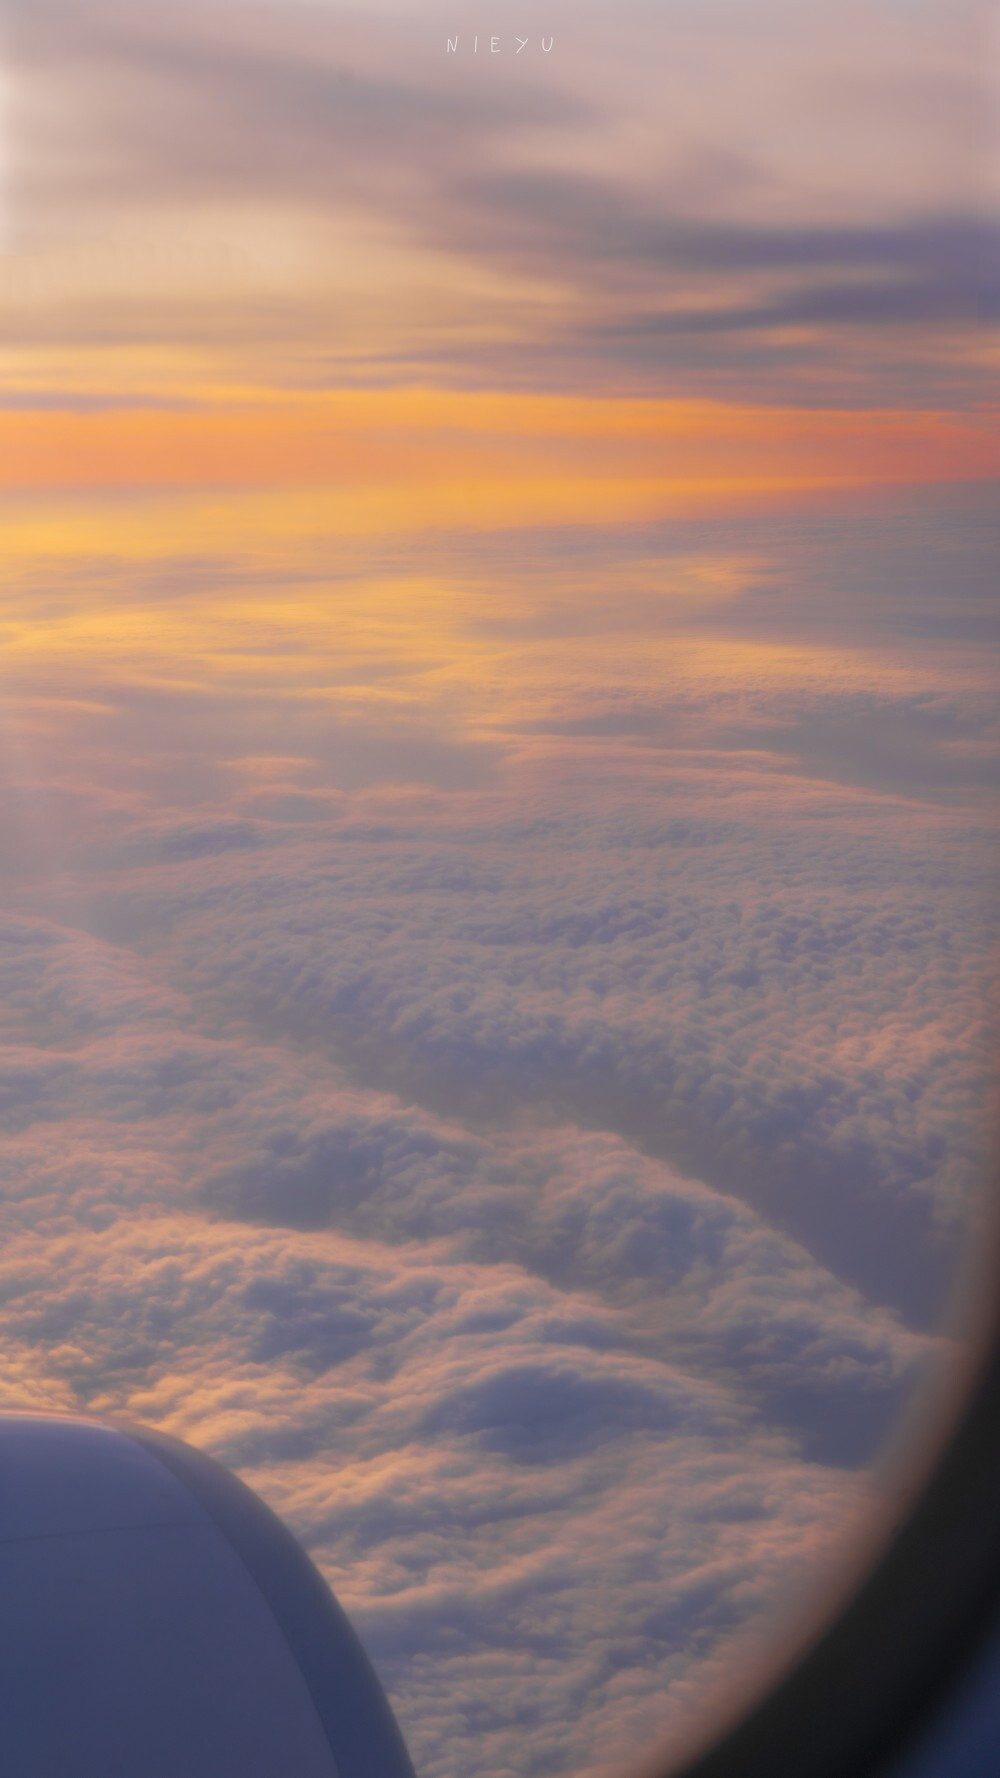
0,3 -> 997,1775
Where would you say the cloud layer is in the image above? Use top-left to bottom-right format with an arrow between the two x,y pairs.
4,0 -> 993,401
0,478 -> 995,1772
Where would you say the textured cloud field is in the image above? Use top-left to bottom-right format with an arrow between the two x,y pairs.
0,481 -> 996,1776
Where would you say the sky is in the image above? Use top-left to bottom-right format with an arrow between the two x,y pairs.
0,2 -> 997,1775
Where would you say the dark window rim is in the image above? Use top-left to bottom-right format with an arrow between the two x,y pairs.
640,1232 -> 1000,1778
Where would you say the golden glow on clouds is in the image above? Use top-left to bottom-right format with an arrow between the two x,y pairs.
0,391 -> 994,613
2,391 -> 995,492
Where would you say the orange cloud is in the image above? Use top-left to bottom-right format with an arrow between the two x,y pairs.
2,391 -> 995,497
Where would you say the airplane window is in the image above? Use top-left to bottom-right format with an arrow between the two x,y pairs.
0,4 -> 995,1777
